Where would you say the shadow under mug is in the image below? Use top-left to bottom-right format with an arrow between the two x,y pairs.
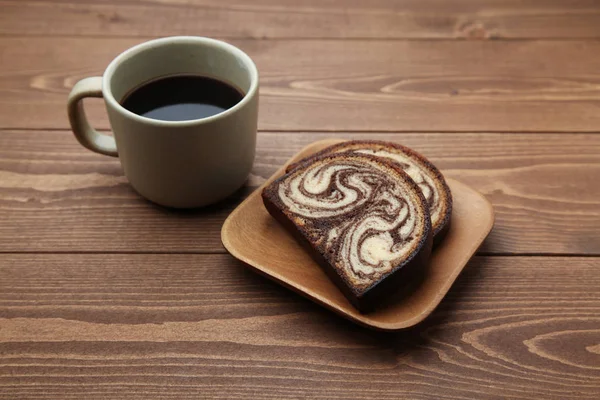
67,36 -> 259,208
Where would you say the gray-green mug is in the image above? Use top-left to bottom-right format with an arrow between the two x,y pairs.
68,36 -> 259,208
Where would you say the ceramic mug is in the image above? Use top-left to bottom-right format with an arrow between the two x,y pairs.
67,36 -> 259,208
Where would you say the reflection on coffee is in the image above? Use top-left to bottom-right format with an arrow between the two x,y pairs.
121,74 -> 245,121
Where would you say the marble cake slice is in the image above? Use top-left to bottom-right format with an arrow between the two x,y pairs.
262,153 -> 432,312
286,140 -> 452,244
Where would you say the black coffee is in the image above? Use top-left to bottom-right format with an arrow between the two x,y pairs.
120,74 -> 244,121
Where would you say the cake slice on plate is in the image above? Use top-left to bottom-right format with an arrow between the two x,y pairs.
287,140 -> 452,244
262,152 -> 432,312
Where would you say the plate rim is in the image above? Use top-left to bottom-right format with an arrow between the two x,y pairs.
222,139 -> 495,331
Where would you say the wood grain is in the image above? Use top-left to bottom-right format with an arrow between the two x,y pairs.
0,130 -> 598,255
4,38 -> 600,131
2,0 -> 600,39
0,254 -> 598,399
2,1 -> 599,399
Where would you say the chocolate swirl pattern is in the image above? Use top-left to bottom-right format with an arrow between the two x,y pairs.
354,149 -> 441,222
287,140 -> 452,240
277,156 -> 427,290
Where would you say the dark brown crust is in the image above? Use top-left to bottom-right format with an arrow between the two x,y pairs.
432,215 -> 451,246
262,152 -> 433,312
286,140 -> 452,243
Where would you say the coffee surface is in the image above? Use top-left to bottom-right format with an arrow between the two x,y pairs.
121,74 -> 244,121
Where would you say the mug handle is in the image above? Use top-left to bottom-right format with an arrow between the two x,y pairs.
67,77 -> 118,157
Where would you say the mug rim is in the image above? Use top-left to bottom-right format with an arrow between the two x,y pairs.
102,36 -> 259,127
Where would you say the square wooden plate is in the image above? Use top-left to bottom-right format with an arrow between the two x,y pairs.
222,139 -> 495,331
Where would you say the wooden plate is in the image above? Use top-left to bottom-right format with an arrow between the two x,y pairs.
222,139 -> 495,331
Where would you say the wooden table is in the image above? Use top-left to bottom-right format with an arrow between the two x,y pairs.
1,1 -> 599,399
